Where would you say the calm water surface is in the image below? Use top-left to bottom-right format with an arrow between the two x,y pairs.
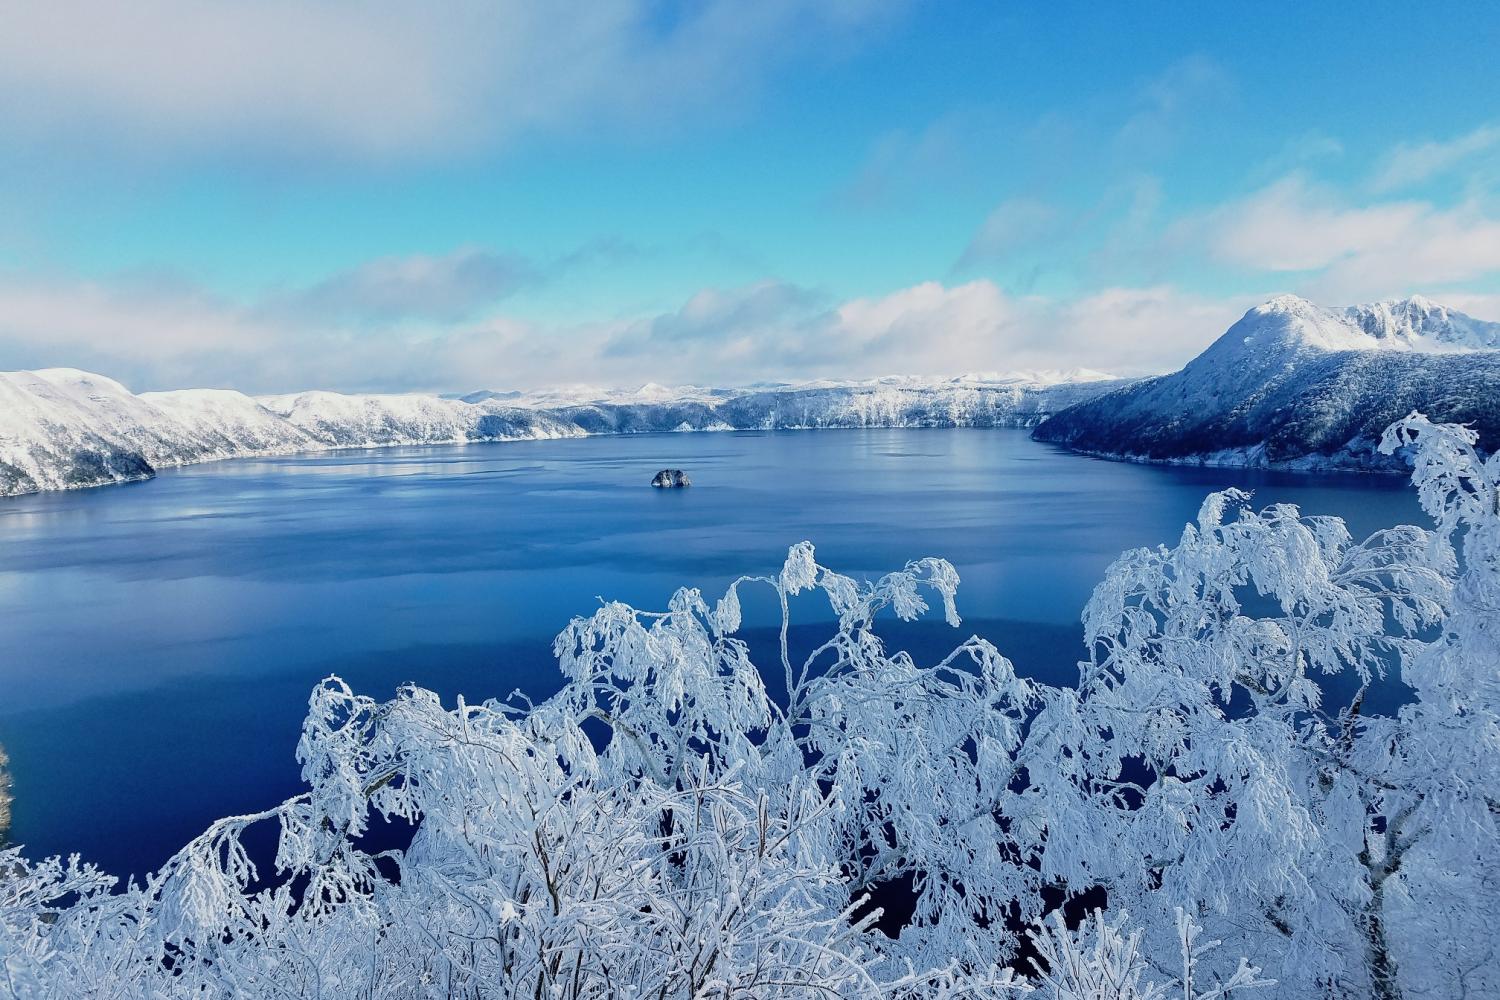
0,429 -> 1422,876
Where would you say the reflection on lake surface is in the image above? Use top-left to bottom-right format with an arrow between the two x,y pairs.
0,429 -> 1422,876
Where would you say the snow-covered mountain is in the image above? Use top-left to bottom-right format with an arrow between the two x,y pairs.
0,370 -> 306,495
1033,295 -> 1500,470
0,369 -> 1125,497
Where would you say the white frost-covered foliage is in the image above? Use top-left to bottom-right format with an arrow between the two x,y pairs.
0,568 -> 1252,1000
1027,910 -> 1268,1000
3,415 -> 1495,999
1031,413 -> 1499,999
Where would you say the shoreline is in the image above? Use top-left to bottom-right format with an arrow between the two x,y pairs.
1,417 -> 1417,502
0,418 -> 1059,500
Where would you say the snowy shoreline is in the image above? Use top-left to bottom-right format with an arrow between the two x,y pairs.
1040,441 -> 1410,475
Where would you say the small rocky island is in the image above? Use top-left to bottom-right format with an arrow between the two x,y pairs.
651,469 -> 691,488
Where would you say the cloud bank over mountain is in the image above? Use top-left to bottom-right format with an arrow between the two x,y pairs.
0,269 -> 1245,394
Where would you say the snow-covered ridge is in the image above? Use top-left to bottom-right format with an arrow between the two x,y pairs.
1345,295 -> 1500,351
1239,294 -> 1500,354
472,369 -> 1118,409
0,368 -> 1126,497
1033,295 -> 1500,471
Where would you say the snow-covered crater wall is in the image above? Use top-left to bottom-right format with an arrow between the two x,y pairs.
0,369 -> 1126,497
550,377 -> 1119,435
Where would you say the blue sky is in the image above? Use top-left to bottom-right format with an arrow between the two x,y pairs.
1,1 -> 1497,392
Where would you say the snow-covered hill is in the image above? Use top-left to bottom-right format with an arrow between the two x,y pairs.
0,369 -> 1125,497
258,391 -> 582,448
0,370 -> 588,496
1033,295 -> 1500,470
0,370 -> 292,495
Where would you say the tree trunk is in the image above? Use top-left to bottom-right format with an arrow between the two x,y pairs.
1364,870 -> 1401,1000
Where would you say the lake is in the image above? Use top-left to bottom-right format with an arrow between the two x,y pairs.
0,428 -> 1423,877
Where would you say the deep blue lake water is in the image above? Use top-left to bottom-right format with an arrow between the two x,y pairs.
0,429 -> 1423,878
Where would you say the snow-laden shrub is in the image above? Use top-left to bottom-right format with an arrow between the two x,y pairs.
3,413 -> 1496,999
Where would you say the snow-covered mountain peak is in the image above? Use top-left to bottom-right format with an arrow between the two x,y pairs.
1257,293 -> 1321,315
1228,295 -> 1500,357
1229,296 -> 1376,354
26,367 -> 139,398
31,366 -> 124,383
631,382 -> 677,401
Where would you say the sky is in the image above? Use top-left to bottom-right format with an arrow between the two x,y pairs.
1,0 -> 1498,393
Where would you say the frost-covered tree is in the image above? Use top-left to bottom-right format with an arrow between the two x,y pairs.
0,743 -> 12,846
0,552 -> 1245,999
543,543 -> 1065,970
0,551 -> 1254,995
1027,909 -> 1269,1000
1366,415 -> 1500,1000
1033,413 -> 1497,999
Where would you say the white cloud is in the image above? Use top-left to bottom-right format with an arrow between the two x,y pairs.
599,279 -> 1028,381
0,262 -> 1251,393
602,281 -> 830,368
0,0 -> 903,159
1202,176 -> 1424,272
1039,287 -> 1249,374
0,276 -> 309,390
602,279 -> 1243,383
0,249 -> 551,392
262,249 -> 537,325
833,280 -> 1022,369
1193,174 -> 1500,300
1441,291 -> 1500,321
1368,122 -> 1500,193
